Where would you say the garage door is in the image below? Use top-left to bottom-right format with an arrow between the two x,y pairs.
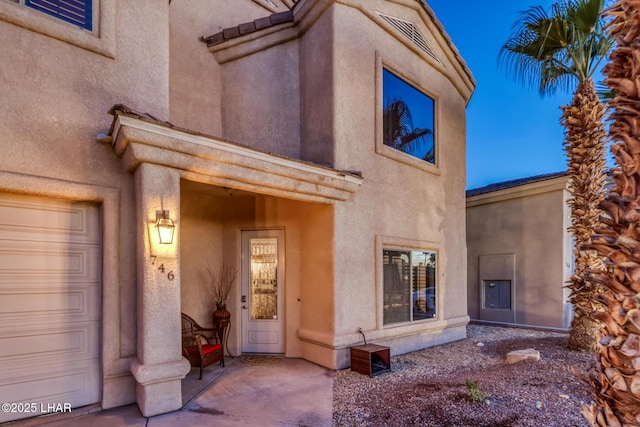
0,194 -> 101,423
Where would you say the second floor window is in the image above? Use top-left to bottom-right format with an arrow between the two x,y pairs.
382,68 -> 435,164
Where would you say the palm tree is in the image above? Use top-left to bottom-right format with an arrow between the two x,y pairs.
383,98 -> 434,161
582,2 -> 640,424
499,0 -> 613,352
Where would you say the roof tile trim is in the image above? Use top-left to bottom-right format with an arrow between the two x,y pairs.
199,1 -> 474,87
466,172 -> 568,197
202,10 -> 294,47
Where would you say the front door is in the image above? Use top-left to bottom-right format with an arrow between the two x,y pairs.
241,230 -> 285,353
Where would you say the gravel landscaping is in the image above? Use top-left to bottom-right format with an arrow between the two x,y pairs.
333,324 -> 597,426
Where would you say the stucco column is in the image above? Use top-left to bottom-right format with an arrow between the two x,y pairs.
130,163 -> 190,416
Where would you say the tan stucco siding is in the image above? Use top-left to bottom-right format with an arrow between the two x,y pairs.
325,2 -> 469,366
180,183 -> 336,360
168,0 -> 285,137
300,5 -> 335,166
2,0 -> 475,412
169,1 -> 223,136
0,1 -> 174,410
220,42 -> 302,159
466,182 -> 569,329
0,4 -> 168,184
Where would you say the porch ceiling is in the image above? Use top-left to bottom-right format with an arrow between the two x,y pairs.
105,106 -> 362,204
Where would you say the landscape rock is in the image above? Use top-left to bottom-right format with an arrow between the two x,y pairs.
333,325 -> 596,427
506,348 -> 540,364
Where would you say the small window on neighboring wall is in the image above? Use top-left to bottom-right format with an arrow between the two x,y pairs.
14,0 -> 93,30
483,280 -> 512,310
383,249 -> 437,325
382,68 -> 435,164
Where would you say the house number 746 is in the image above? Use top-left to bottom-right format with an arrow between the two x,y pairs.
157,264 -> 175,281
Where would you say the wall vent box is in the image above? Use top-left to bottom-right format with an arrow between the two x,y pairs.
350,344 -> 391,376
483,280 -> 512,310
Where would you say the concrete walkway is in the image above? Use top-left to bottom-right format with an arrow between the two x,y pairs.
5,357 -> 334,427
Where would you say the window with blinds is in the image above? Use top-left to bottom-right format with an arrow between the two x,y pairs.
383,249 -> 437,325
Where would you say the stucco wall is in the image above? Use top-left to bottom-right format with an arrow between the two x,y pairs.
180,181 -> 334,359
300,5 -> 335,166
180,185 -> 228,325
220,43 -> 302,158
326,1 -> 469,368
169,1 -> 223,136
2,0 -> 475,413
167,0 -> 283,136
0,0 -> 173,410
203,0 -> 472,369
466,178 -> 570,329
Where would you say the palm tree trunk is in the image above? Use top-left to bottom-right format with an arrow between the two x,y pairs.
561,79 -> 608,352
583,1 -> 640,425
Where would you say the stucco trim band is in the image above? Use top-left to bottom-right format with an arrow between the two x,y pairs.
108,115 -> 362,204
298,314 -> 469,349
130,358 -> 191,386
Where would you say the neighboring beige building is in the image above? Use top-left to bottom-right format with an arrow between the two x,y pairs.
466,172 -> 572,330
0,0 -> 474,420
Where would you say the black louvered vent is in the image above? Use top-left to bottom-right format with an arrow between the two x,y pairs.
378,13 -> 438,63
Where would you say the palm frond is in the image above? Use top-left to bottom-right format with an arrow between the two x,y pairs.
541,62 -> 578,95
383,98 -> 433,155
498,0 -> 612,96
595,80 -> 615,102
566,0 -> 603,33
398,128 -> 433,154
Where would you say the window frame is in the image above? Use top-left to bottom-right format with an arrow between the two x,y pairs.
378,236 -> 439,327
375,54 -> 440,175
0,0 -> 115,58
23,0 -> 93,30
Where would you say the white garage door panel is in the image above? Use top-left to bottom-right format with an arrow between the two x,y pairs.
0,287 -> 99,322
2,371 -> 92,403
0,194 -> 101,423
0,361 -> 100,406
0,323 -> 99,360
0,241 -> 101,283
0,197 -> 100,244
0,361 -> 100,396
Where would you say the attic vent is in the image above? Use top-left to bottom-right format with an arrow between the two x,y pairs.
377,13 -> 439,63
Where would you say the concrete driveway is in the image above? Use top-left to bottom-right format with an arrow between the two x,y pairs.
6,357 -> 333,427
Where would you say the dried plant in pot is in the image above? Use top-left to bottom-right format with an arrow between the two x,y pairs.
207,263 -> 237,329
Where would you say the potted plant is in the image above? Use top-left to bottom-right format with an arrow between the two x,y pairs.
207,263 -> 237,329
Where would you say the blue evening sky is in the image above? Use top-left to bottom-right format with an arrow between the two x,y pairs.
427,0 -> 604,190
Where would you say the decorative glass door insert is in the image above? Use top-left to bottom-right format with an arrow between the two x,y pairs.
250,237 -> 278,320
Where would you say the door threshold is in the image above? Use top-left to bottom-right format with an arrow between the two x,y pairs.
240,353 -> 284,357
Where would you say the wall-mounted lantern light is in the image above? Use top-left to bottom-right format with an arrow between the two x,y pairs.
156,210 -> 175,244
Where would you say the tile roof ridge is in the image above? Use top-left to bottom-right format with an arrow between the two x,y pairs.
201,10 -> 294,48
